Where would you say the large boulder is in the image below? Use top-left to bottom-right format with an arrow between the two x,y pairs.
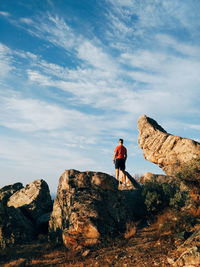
7,179 -> 53,222
0,183 -> 23,205
138,115 -> 200,176
49,169 -> 133,250
0,203 -> 35,249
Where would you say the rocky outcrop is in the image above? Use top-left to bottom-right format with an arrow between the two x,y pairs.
0,203 -> 35,249
125,171 -> 141,189
49,169 -> 133,250
0,179 -> 53,249
8,179 -> 53,222
0,183 -> 23,205
139,172 -> 175,184
138,115 -> 200,176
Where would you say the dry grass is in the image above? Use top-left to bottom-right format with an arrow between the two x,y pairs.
0,225 -> 175,267
124,222 -> 137,239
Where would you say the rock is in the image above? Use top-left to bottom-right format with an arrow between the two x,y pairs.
36,212 -> 52,234
0,183 -> 23,205
7,179 -> 53,222
125,171 -> 141,189
0,203 -> 35,249
175,246 -> 200,266
139,172 -> 174,184
179,229 -> 200,249
138,115 -> 200,176
82,249 -> 90,257
49,169 -> 133,249
168,230 -> 200,266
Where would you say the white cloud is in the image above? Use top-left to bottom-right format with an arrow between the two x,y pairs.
0,93 -> 101,133
0,136 -> 97,192
77,40 -> 117,72
0,43 -> 14,77
19,17 -> 33,24
0,11 -> 10,17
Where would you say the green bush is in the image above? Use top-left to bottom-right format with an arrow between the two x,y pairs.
176,157 -> 200,187
169,191 -> 188,210
141,180 -> 188,215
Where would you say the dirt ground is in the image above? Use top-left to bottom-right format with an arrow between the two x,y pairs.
0,224 -> 182,267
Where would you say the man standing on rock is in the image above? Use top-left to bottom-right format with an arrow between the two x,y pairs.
113,139 -> 127,187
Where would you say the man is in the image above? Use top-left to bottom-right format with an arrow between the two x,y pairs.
113,139 -> 127,187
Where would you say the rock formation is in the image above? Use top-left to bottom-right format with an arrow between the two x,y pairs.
138,115 -> 200,176
0,179 -> 52,249
8,179 -> 53,222
0,183 -> 23,205
139,172 -> 174,184
0,203 -> 35,249
49,169 -> 133,250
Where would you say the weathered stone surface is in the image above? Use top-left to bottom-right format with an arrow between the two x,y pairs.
138,115 -> 200,176
125,171 -> 141,189
139,172 -> 175,184
49,169 -> 133,249
0,183 -> 23,205
0,203 -> 35,249
7,179 -> 53,222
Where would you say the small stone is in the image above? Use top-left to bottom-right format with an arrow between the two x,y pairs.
167,257 -> 175,265
82,249 -> 90,257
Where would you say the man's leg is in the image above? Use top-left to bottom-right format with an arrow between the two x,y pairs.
115,168 -> 119,182
121,170 -> 126,185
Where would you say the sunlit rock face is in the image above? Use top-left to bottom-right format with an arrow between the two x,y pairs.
138,115 -> 200,176
49,169 -> 133,250
7,179 -> 53,221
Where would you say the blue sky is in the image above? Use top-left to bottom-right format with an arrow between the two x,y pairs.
0,0 -> 200,193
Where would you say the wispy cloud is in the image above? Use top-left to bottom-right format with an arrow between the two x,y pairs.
0,11 -> 10,17
0,44 -> 14,77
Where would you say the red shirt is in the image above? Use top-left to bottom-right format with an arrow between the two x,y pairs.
114,145 -> 127,159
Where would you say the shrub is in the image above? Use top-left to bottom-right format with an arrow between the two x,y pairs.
141,180 -> 188,215
169,191 -> 188,210
176,157 -> 200,188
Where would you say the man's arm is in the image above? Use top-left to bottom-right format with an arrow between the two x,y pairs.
113,151 -> 117,161
113,147 -> 118,161
124,148 -> 127,161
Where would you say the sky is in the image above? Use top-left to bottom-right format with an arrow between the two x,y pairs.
0,0 -> 200,194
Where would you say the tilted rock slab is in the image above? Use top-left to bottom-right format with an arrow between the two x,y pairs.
0,183 -> 23,205
138,115 -> 200,176
7,179 -> 53,222
49,169 -> 133,250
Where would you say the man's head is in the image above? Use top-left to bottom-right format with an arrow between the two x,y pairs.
118,138 -> 123,144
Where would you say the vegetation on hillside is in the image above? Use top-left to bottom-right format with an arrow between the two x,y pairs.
176,157 -> 200,188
